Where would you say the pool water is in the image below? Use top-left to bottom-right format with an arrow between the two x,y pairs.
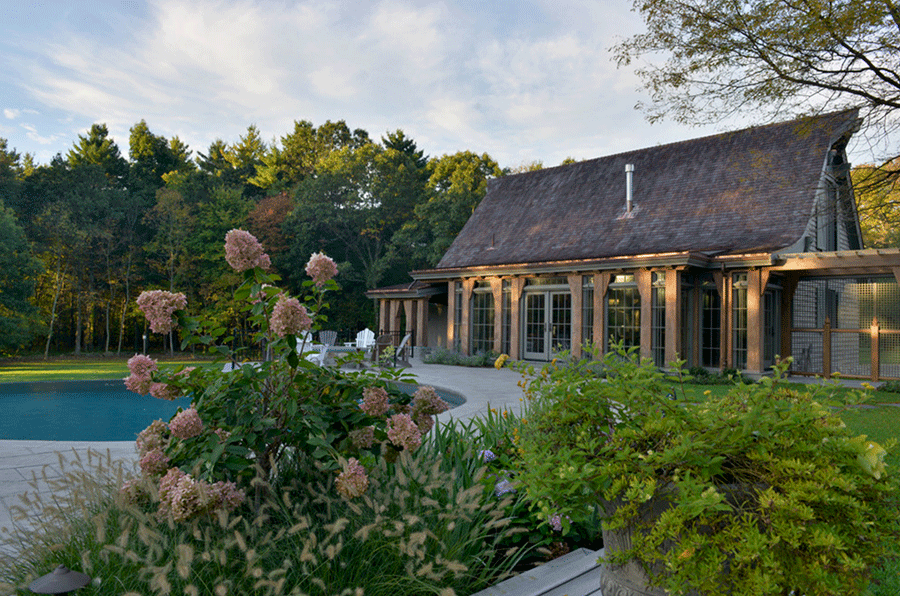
0,380 -> 465,442
0,380 -> 192,441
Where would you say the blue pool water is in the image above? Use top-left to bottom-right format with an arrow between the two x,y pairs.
0,380 -> 192,441
0,380 -> 465,442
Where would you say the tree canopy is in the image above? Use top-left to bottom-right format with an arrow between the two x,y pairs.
614,0 -> 900,168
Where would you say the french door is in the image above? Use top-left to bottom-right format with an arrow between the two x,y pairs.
523,291 -> 572,360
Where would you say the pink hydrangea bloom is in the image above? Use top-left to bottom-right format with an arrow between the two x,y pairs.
168,474 -> 204,522
136,419 -> 169,457
413,412 -> 434,435
360,386 -> 390,417
349,426 -> 375,449
224,229 -> 271,272
305,252 -> 337,287
412,386 -> 450,416
269,295 -> 312,337
169,408 -> 203,439
124,354 -> 158,395
149,382 -> 181,401
119,478 -> 149,506
335,458 -> 369,499
136,290 -> 187,334
139,448 -> 170,477
386,413 -> 422,452
209,481 -> 245,511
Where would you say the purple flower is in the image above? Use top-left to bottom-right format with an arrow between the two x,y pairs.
479,449 -> 497,463
494,478 -> 516,497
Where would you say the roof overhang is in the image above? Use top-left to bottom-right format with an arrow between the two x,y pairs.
411,251 -> 776,281
364,281 -> 446,300
772,249 -> 900,277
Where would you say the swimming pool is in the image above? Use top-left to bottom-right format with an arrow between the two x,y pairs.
0,380 -> 192,441
0,380 -> 465,442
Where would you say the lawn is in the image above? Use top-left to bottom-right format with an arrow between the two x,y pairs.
0,355 -> 219,383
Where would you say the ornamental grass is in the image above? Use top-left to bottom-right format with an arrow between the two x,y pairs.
0,432 -> 526,596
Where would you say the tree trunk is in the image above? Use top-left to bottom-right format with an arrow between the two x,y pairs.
43,258 -> 63,360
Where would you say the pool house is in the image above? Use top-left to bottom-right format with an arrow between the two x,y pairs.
368,111 -> 900,380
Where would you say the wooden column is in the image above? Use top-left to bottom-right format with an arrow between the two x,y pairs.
746,269 -> 765,373
389,301 -> 402,343
781,273 -> 799,366
416,298 -> 428,348
403,300 -> 415,344
491,277 -> 503,354
568,275 -> 583,359
593,273 -> 611,355
509,278 -> 525,359
461,279 -> 475,355
446,282 -> 456,350
713,271 -> 728,369
379,299 -> 389,335
665,269 -> 681,367
637,269 -> 652,361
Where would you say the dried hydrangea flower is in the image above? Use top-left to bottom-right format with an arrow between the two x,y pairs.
269,295 -> 312,337
305,251 -> 337,287
360,386 -> 390,417
125,354 -> 158,395
224,229 -> 271,272
169,408 -> 203,439
386,413 -> 422,452
336,458 -> 369,499
136,290 -> 187,334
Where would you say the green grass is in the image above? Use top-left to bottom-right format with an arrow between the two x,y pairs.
0,356 -> 219,383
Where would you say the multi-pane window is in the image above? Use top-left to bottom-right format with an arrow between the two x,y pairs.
501,280 -> 512,355
652,272 -> 666,367
471,282 -> 494,354
701,284 -> 721,368
607,274 -> 640,350
582,276 -> 594,352
732,273 -> 748,370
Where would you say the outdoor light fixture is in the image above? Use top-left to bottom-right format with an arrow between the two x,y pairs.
28,565 -> 91,595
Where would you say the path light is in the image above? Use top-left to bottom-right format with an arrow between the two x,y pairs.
28,565 -> 91,595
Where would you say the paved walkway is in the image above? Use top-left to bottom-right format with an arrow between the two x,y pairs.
0,358 -> 526,558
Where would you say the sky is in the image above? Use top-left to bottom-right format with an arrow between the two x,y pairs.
0,0 -> 800,170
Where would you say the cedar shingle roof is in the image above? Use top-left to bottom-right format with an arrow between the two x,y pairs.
433,111 -> 859,271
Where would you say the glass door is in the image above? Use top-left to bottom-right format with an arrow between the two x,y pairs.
549,292 -> 572,355
523,293 -> 546,360
523,291 -> 572,360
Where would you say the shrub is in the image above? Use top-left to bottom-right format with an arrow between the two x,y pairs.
423,348 -> 500,367
513,345 -> 900,596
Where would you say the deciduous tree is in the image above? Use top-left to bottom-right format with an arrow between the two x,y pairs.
614,0 -> 900,170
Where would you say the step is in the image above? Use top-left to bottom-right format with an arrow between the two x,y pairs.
472,548 -> 605,596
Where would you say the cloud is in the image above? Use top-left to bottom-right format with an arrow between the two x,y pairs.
4,109 -> 20,120
3,0 -> 711,166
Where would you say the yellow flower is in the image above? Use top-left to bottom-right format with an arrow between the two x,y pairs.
494,354 -> 509,370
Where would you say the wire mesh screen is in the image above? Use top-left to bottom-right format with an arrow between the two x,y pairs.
881,332 -> 900,379
791,276 -> 900,379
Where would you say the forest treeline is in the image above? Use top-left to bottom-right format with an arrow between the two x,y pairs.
0,119 -> 510,356
1,119 -> 896,357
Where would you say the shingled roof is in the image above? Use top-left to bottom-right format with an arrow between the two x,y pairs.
430,111 -> 860,272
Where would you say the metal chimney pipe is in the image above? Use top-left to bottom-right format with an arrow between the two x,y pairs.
625,163 -> 634,213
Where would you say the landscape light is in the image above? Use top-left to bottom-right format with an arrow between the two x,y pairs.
28,565 -> 91,595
